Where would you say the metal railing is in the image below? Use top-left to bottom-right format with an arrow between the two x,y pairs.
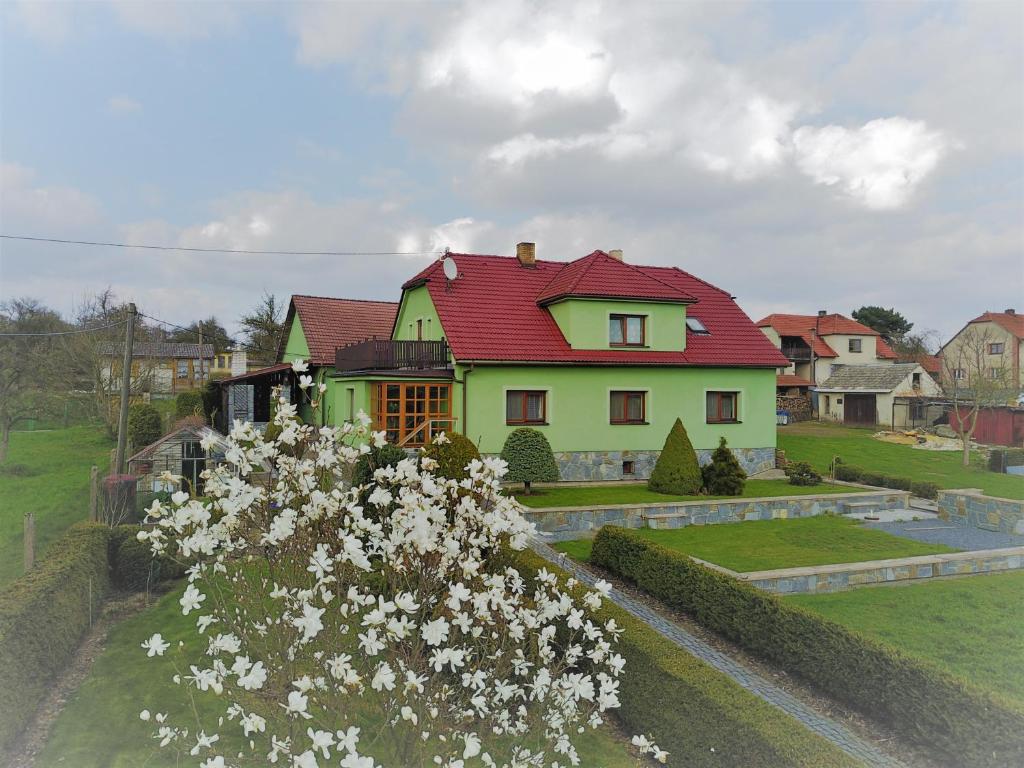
335,339 -> 451,373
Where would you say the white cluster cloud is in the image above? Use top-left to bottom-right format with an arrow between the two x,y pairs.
793,118 -> 950,209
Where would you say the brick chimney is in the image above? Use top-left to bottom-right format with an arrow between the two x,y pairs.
608,249 -> 623,261
516,242 -> 536,268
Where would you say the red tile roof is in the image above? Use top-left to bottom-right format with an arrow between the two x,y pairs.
281,295 -> 399,365
776,374 -> 812,387
403,252 -> 788,367
757,313 -> 897,360
898,354 -> 942,375
968,311 -> 1024,339
535,250 -> 695,305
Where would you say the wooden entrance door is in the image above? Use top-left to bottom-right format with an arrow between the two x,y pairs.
844,394 -> 877,426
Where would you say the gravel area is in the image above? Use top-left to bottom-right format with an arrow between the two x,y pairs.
866,519 -> 1024,550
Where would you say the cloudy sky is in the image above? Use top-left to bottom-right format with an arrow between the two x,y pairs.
1,0 -> 1021,342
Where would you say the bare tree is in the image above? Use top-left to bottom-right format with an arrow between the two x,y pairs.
238,292 -> 285,366
0,299 -> 66,463
942,325 -> 1014,466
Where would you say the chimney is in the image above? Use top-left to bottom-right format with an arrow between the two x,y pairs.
1006,308 -> 1016,315
516,241 -> 536,268
608,249 -> 624,261
817,310 -> 827,317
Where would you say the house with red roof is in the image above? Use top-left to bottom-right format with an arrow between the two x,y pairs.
271,244 -> 786,480
939,309 -> 1024,392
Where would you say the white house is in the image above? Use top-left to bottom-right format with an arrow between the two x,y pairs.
814,363 -> 942,428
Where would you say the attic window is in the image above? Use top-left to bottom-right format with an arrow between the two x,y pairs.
686,317 -> 709,335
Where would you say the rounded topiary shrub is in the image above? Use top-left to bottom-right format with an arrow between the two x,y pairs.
784,460 -> 821,486
353,443 -> 410,487
648,417 -> 702,495
421,432 -> 481,481
500,428 -> 559,494
702,436 -> 747,496
175,390 -> 204,419
128,403 -> 162,449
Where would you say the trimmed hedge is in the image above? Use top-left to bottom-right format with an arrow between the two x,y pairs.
834,462 -> 939,499
0,523 -> 111,751
108,525 -> 186,591
512,549 -> 859,768
590,526 -> 1024,768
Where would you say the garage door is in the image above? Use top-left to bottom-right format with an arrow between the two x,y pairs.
844,394 -> 877,426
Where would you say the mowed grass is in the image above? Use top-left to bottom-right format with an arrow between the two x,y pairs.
38,585 -> 642,768
512,478 -> 850,509
0,426 -> 114,587
779,421 -> 1024,499
788,571 -> 1024,706
554,516 -> 957,572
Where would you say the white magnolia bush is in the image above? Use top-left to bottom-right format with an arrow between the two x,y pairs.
137,365 -> 665,767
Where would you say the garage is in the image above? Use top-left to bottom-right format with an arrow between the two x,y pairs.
843,394 -> 877,426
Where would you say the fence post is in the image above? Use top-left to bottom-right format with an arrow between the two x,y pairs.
89,465 -> 99,522
23,512 -> 35,572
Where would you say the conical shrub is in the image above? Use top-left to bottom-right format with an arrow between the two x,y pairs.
701,436 -> 747,496
648,417 -> 702,495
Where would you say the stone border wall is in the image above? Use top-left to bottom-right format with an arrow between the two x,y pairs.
526,489 -> 911,541
733,547 -> 1024,594
937,489 -> 1024,535
542,447 -> 776,482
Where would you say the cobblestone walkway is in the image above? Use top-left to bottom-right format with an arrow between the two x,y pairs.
531,539 -> 908,768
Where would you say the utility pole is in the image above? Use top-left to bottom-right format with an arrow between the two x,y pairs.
114,303 -> 137,475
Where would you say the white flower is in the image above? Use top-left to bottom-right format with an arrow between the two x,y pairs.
299,374 -> 313,389
141,633 -> 170,657
237,660 -> 268,691
371,662 -> 396,692
318,383 -> 328,394
291,358 -> 309,373
139,709 -> 151,721
421,617 -> 450,647
282,690 -> 312,719
180,584 -> 205,616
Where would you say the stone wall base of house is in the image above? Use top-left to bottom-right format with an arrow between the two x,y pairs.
546,447 -> 776,482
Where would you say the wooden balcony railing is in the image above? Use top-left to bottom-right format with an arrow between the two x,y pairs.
781,344 -> 812,361
335,339 -> 451,373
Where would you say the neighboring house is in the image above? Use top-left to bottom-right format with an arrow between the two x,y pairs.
99,341 -> 214,396
814,363 -> 942,428
275,245 -> 787,480
939,309 -> 1024,391
211,349 -> 257,378
127,418 -> 227,494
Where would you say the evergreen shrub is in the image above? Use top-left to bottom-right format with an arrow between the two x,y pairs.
783,460 -> 821,486
175,390 -> 204,419
500,428 -> 559,494
128,403 -> 162,448
701,437 -> 746,495
648,418 -> 702,495
421,432 -> 481,481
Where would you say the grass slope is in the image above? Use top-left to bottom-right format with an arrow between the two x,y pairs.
0,426 -> 114,587
555,516 -> 957,572
788,571 -> 1024,706
779,422 -> 1024,499
37,585 -> 642,768
513,478 -> 850,509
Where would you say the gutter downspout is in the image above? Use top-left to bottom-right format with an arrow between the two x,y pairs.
461,363 -> 474,440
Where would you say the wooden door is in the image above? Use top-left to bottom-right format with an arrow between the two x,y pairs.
844,394 -> 876,426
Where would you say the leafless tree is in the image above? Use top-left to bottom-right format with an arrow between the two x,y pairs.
942,325 -> 1014,466
238,291 -> 285,366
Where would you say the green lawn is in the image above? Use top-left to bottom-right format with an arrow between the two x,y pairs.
0,426 -> 114,587
37,585 -> 642,768
554,516 -> 957,572
513,478 -> 851,509
788,571 -> 1024,706
779,421 -> 1024,499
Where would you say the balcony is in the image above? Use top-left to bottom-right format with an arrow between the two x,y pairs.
781,344 -> 812,361
335,339 -> 451,374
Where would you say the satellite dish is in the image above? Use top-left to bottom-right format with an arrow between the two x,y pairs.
442,256 -> 458,281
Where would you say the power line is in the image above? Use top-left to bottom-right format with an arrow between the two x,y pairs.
0,320 -> 124,337
0,234 -> 439,257
137,311 -> 280,358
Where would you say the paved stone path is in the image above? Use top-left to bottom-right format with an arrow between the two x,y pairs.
868,518 -> 1024,550
531,539 -> 908,768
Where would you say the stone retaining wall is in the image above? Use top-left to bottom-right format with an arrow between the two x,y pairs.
736,547 -> 1024,594
937,489 -> 1024,535
526,489 -> 911,541
548,446 -> 776,482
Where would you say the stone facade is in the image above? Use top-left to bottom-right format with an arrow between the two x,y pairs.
740,547 -> 1024,594
548,446 -> 776,482
525,489 -> 910,541
937,489 -> 1024,536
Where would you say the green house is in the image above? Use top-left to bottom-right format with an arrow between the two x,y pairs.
274,245 -> 787,481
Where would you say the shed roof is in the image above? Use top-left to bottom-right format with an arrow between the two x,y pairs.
278,295 -> 399,365
816,363 -> 922,392
128,423 -> 227,463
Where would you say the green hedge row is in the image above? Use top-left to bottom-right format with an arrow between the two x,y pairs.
108,525 -> 186,591
590,526 -> 1024,768
0,523 -> 111,752
833,461 -> 939,500
512,549 -> 860,768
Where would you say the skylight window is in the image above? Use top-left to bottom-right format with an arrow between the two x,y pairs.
686,317 -> 710,335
